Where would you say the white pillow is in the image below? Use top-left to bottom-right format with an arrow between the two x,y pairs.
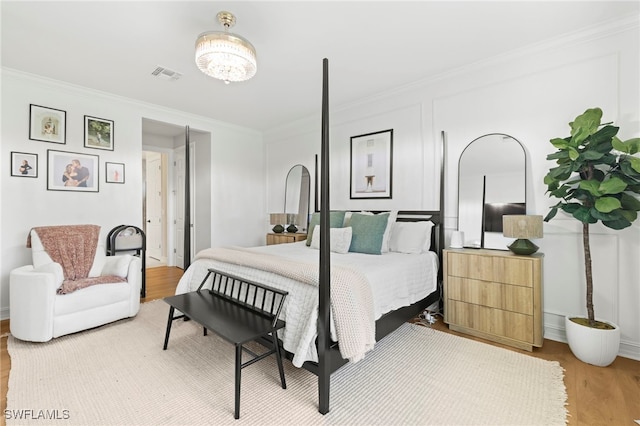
389,221 -> 434,254
358,210 -> 397,253
101,254 -> 132,278
310,226 -> 352,254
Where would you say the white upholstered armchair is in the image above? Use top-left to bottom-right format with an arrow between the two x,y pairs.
10,225 -> 141,342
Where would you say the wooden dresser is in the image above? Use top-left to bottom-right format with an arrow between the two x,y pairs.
443,248 -> 543,351
266,232 -> 307,245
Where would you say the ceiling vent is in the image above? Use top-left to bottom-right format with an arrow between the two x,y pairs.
151,66 -> 182,81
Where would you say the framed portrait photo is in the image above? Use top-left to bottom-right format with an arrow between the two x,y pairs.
47,150 -> 99,192
29,104 -> 66,144
84,115 -> 114,151
350,129 -> 393,199
11,152 -> 38,178
105,162 -> 125,184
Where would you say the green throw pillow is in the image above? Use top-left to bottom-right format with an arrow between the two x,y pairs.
306,211 -> 346,246
348,213 -> 389,255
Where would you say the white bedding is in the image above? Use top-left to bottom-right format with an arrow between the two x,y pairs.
175,241 -> 438,367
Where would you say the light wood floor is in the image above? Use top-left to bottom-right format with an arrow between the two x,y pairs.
1,266 -> 638,425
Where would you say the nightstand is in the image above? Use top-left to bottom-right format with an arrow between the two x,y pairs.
266,232 -> 307,245
443,248 -> 543,351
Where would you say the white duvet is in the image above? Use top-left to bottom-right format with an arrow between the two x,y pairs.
175,241 -> 438,367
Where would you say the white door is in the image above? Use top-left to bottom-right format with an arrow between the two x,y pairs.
145,152 -> 163,260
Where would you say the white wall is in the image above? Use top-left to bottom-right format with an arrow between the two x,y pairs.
0,70 -> 265,319
264,17 -> 640,360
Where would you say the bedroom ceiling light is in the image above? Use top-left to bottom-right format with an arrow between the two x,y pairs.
195,11 -> 257,84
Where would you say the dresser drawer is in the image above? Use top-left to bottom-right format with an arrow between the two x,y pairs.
447,276 -> 533,315
448,300 -> 534,343
447,252 -> 534,287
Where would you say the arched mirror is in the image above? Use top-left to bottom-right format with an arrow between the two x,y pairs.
284,165 -> 311,232
458,133 -> 526,250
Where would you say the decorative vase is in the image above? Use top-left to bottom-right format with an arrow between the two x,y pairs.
565,316 -> 620,367
272,224 -> 285,234
286,224 -> 298,233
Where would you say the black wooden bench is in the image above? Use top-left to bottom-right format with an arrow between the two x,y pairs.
162,268 -> 288,419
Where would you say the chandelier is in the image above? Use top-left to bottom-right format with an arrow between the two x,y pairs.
195,11 -> 257,84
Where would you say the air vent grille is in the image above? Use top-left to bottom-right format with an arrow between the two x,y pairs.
151,66 -> 182,81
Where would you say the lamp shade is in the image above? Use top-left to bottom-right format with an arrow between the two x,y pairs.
269,213 -> 287,226
503,215 -> 543,239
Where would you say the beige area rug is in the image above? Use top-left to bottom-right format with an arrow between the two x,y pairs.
7,300 -> 567,425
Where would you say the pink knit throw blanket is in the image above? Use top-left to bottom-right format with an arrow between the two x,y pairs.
27,225 -> 125,294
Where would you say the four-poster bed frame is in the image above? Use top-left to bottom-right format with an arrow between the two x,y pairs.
314,58 -> 446,413
182,58 -> 446,415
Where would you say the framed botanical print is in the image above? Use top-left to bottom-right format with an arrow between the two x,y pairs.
84,115 -> 114,151
105,162 -> 125,183
11,152 -> 38,178
29,104 -> 66,144
350,129 -> 393,199
47,150 -> 99,192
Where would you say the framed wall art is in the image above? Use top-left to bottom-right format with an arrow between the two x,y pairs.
84,115 -> 114,151
105,162 -> 125,183
47,150 -> 99,192
350,129 -> 393,199
11,152 -> 38,178
29,104 -> 66,144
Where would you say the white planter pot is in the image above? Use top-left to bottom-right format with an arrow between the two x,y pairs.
565,316 -> 620,367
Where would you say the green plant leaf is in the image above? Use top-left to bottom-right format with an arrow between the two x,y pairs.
579,180 -> 601,196
568,147 -> 579,160
590,125 -> 618,146
550,138 -> 569,149
595,196 -> 622,213
544,207 -> 558,222
620,193 -> 640,211
561,203 -> 582,213
548,164 -> 573,180
572,206 -> 597,223
602,216 -> 632,230
599,176 -> 627,195
549,185 -> 571,198
547,151 -> 569,161
628,156 -> 640,174
612,136 -> 640,155
620,209 -> 638,222
590,207 -> 620,221
580,150 -> 605,161
570,108 -> 602,145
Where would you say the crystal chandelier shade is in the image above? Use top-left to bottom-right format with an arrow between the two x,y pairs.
195,11 -> 257,84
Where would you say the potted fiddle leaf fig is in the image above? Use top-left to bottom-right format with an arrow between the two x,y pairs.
544,107 -> 640,367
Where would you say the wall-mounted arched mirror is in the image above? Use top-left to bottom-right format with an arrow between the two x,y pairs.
284,165 -> 311,232
458,133 -> 526,250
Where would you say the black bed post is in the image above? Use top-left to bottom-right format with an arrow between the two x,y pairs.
318,58 -> 331,415
184,125 -> 191,270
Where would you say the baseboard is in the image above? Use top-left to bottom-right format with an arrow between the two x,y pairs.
0,306 -> 9,321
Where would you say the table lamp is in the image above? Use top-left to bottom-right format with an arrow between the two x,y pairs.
503,215 -> 543,255
269,213 -> 286,233
286,214 -> 299,233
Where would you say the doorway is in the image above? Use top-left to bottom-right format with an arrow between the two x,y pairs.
141,117 -> 212,270
142,150 -> 168,267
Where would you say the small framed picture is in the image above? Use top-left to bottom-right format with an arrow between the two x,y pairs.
29,104 -> 66,144
47,150 -> 99,192
84,115 -> 114,151
105,162 -> 125,183
11,152 -> 38,178
350,129 -> 393,199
